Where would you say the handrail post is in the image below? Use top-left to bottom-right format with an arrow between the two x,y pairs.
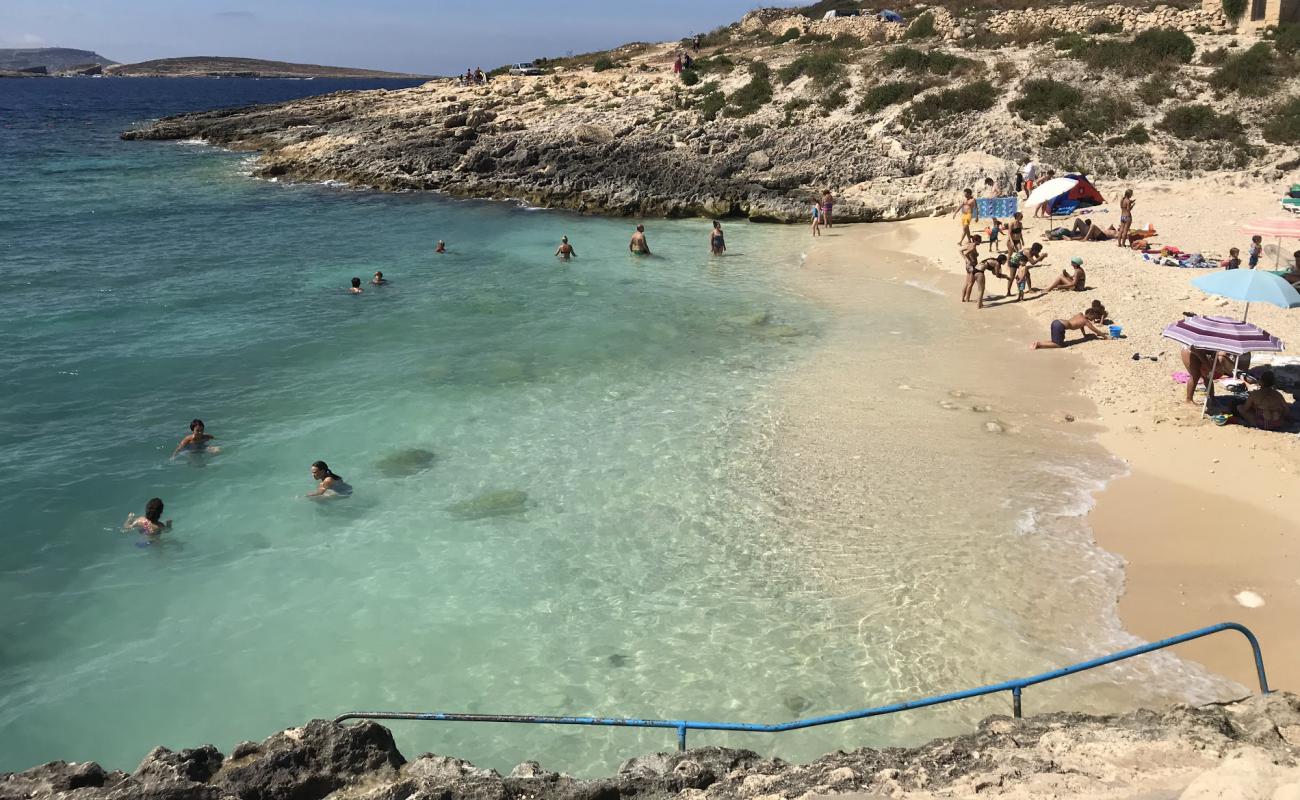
676,724 -> 687,751
1011,687 -> 1022,718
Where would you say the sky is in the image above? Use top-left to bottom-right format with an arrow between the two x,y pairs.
0,1 -> 804,75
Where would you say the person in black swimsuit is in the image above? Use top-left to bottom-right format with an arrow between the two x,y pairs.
710,220 -> 726,254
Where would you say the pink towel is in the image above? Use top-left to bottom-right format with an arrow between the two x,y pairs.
1172,371 -> 1191,384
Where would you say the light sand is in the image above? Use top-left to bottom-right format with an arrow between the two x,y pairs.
874,174 -> 1300,691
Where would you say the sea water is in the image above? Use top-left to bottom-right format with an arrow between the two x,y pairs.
0,79 -> 1232,776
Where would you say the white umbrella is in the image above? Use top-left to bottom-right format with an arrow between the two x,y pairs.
1024,177 -> 1079,215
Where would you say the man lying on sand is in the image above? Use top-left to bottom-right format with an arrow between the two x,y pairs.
1031,301 -> 1110,350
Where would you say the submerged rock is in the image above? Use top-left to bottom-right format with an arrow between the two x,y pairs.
607,653 -> 630,668
376,448 -> 438,478
447,489 -> 529,519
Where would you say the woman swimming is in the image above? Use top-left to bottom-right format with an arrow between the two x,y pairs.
171,419 -> 219,458
124,497 -> 172,537
307,460 -> 353,499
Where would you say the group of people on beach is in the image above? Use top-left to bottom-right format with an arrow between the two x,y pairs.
809,190 -> 834,236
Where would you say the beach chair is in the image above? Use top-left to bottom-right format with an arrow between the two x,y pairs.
1283,197 -> 1300,215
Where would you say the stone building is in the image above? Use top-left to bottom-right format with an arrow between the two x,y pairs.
1203,0 -> 1300,29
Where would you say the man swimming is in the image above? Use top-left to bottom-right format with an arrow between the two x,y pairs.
629,225 -> 651,255
349,277 -> 364,294
171,419 -> 219,458
555,236 -> 577,260
371,271 -> 390,286
435,240 -> 446,253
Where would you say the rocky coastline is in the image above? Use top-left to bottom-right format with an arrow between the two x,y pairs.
120,6 -> 1299,222
4,693 -> 1299,799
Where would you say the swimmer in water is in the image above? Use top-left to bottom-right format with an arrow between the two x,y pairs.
349,277 -> 364,294
555,236 -> 577,260
710,220 -> 726,255
171,419 -> 219,458
306,460 -> 353,499
629,225 -> 651,255
435,240 -> 446,254
371,271 -> 389,286
124,497 -> 172,537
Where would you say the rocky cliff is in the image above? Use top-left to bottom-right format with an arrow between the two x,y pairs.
119,6 -> 1300,221
4,693 -> 1299,799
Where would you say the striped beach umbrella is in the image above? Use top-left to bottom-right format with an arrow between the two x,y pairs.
1241,217 -> 1300,270
1161,315 -> 1283,356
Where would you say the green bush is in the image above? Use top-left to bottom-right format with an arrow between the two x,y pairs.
726,61 -> 774,116
799,31 -> 835,45
1201,46 -> 1230,65
693,55 -> 735,74
1136,74 -> 1174,105
1087,18 -> 1121,35
1133,28 -> 1196,64
1263,95 -> 1300,144
742,123 -> 765,138
1158,103 -> 1243,140
1060,97 -> 1135,137
680,68 -> 699,86
1270,23 -> 1300,56
778,49 -> 845,87
1055,32 -> 1089,54
783,97 -> 812,111
1106,124 -> 1152,145
856,80 -> 925,113
832,33 -> 864,49
779,27 -> 802,43
1221,0 -> 1247,24
820,89 -> 848,111
1010,78 -> 1082,122
903,12 -> 937,40
1210,42 -> 1277,95
906,81 -> 997,123
881,46 -> 976,76
592,57 -> 615,72
697,25 -> 734,48
697,89 -> 725,121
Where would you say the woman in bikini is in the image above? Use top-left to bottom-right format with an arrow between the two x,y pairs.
1007,212 -> 1025,255
1044,257 -> 1086,293
1116,189 -> 1135,248
710,220 -> 726,254
1031,301 -> 1111,350
124,497 -> 172,537
307,460 -> 353,499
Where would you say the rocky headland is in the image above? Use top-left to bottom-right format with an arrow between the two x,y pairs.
4,693 -> 1300,799
121,2 -> 1300,221
103,57 -> 428,80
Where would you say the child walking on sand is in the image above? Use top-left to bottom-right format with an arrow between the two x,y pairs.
987,219 -> 1003,252
1248,235 -> 1263,269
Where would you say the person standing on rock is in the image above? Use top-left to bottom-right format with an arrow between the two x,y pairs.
821,189 -> 834,228
556,236 -> 577,260
630,225 -> 651,255
953,188 -> 978,244
710,221 -> 726,255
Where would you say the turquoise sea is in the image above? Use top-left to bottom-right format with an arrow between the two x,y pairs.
0,79 -> 1233,776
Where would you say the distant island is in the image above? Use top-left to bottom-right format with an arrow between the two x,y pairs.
0,49 -> 427,79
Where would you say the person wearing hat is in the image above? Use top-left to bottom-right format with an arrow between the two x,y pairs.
1044,257 -> 1087,293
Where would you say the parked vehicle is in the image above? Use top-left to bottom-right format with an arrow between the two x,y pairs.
508,62 -> 543,76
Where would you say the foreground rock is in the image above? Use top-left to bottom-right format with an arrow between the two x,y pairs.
5,693 -> 1300,799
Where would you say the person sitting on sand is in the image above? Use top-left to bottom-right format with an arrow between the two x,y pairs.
435,240 -> 446,254
555,236 -> 577,260
371,271 -> 389,286
307,460 -> 352,499
171,419 -> 219,459
1044,257 -> 1086,293
1230,370 -> 1289,430
629,225 -> 651,255
953,188 -> 978,244
349,277 -> 363,294
1221,247 -> 1242,270
1283,251 -> 1300,287
710,221 -> 726,254
1031,301 -> 1111,350
124,497 -> 171,537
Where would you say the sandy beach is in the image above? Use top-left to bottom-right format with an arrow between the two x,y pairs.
821,174 -> 1300,692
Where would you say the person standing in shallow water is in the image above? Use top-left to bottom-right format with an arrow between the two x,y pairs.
307,461 -> 352,499
349,277 -> 363,294
821,189 -> 834,228
555,236 -> 577,260
629,225 -> 651,255
710,220 -> 726,254
810,200 -> 822,237
171,419 -> 219,459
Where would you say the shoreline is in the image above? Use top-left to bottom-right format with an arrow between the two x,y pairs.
878,176 -> 1300,692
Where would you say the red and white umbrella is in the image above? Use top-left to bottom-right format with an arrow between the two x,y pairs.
1241,217 -> 1300,270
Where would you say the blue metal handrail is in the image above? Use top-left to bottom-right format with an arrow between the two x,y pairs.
335,622 -> 1269,752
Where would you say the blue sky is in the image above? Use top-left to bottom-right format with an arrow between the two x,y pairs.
1,1 -> 802,74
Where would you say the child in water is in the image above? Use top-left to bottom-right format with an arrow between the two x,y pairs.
124,497 -> 172,537
171,419 -> 219,459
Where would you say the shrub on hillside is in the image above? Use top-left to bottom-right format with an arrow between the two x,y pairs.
697,25 -> 734,48
680,68 -> 700,86
1210,42 -> 1277,95
1107,124 -> 1152,145
903,12 -> 937,40
1221,0 -> 1247,25
778,49 -> 844,87
1200,46 -> 1230,65
1077,28 -> 1193,75
1010,78 -> 1082,122
857,80 -> 925,113
726,61 -> 774,116
1264,95 -> 1300,144
783,97 -> 812,112
593,57 -> 615,72
1054,32 -> 1089,55
779,27 -> 802,44
1133,28 -> 1196,64
820,89 -> 848,112
698,90 -> 726,121
1136,74 -> 1174,105
693,55 -> 735,74
1158,103 -> 1244,140
906,81 -> 997,123
1272,24 -> 1300,56
1087,18 -> 1122,35
881,46 -> 977,76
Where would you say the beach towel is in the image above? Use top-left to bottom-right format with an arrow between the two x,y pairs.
976,196 -> 1018,219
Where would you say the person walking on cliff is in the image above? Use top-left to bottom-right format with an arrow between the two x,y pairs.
673,54 -> 683,75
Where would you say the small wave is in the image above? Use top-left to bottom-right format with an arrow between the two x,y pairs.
177,138 -> 208,146
903,280 -> 945,297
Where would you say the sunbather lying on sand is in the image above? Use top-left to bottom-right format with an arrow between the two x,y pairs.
1229,371 -> 1289,430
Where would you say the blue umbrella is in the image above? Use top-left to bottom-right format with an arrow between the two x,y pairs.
1191,269 -> 1300,322
879,10 -> 904,23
